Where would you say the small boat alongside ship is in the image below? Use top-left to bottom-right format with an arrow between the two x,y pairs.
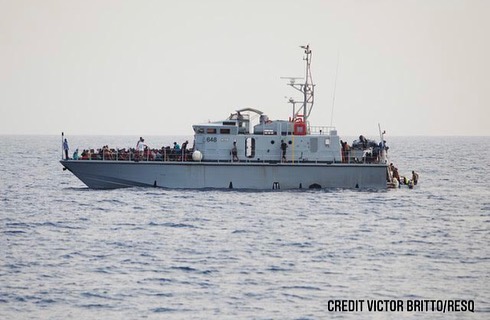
61,45 -> 409,190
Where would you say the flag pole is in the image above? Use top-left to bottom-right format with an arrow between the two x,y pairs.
61,132 -> 64,160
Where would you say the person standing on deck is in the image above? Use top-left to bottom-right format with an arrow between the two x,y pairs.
181,140 -> 189,161
63,138 -> 69,160
136,137 -> 146,160
231,141 -> 239,162
280,140 -> 288,162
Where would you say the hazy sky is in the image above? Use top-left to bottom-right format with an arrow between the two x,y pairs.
1,0 -> 489,136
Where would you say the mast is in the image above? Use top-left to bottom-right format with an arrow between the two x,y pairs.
286,45 -> 315,122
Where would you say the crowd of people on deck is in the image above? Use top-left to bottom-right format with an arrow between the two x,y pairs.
340,135 -> 390,164
69,137 -> 192,162
66,133 -> 391,164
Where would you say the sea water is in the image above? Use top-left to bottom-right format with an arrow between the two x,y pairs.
1,135 -> 489,319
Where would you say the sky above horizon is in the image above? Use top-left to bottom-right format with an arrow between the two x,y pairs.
1,0 -> 489,137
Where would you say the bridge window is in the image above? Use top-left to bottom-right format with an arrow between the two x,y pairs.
206,128 -> 217,134
220,128 -> 231,134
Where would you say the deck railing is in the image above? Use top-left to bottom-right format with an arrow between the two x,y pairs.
308,125 -> 336,135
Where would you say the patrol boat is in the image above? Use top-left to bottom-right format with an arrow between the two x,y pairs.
61,45 -> 391,190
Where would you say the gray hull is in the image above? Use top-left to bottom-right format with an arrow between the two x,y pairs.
60,160 -> 388,190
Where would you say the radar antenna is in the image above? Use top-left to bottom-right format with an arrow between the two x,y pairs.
283,45 -> 315,122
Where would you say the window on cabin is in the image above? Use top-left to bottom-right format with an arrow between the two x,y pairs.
206,128 -> 217,134
220,128 -> 231,134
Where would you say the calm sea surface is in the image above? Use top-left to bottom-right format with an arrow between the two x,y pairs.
1,135 -> 489,319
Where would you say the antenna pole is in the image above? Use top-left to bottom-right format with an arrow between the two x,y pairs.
301,45 -> 314,122
330,51 -> 340,127
61,132 -> 64,160
283,45 -> 315,123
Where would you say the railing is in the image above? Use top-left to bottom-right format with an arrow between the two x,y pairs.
72,147 -> 386,165
341,148 -> 387,164
252,123 -> 336,136
309,125 -> 336,135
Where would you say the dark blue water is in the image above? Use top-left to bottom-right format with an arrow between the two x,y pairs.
1,135 -> 489,319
